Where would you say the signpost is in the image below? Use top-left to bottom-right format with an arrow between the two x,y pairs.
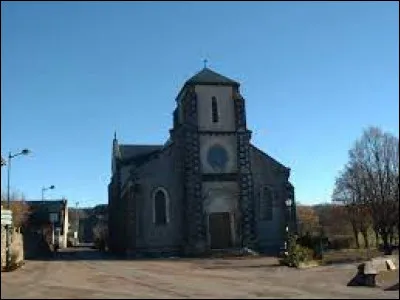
1,210 -> 12,226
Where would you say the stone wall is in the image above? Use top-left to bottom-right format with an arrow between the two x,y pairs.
1,226 -> 24,269
134,143 -> 184,252
250,145 -> 290,253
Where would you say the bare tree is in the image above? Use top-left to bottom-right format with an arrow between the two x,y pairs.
332,171 -> 369,249
316,204 -> 352,237
1,191 -> 30,228
334,127 -> 399,253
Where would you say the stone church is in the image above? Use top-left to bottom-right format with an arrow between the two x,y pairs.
108,67 -> 296,257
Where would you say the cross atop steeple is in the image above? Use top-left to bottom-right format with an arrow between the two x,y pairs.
203,59 -> 208,69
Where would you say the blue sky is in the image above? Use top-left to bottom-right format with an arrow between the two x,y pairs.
1,1 -> 398,207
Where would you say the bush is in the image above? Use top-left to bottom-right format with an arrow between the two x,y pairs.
282,234 -> 314,268
298,233 -> 317,249
298,233 -> 329,259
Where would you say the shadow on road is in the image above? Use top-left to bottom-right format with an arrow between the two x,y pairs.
26,245 -> 123,261
25,245 -> 283,263
385,282 -> 399,291
23,231 -> 53,260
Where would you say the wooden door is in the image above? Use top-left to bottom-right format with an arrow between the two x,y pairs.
209,212 -> 232,249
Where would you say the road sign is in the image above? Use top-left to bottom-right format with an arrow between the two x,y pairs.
1,219 -> 12,225
1,210 -> 13,222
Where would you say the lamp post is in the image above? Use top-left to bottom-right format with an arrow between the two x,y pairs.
284,198 -> 292,251
5,149 -> 31,270
41,185 -> 55,201
41,185 -> 56,246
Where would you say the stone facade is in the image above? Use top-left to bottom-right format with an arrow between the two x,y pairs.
108,68 -> 296,257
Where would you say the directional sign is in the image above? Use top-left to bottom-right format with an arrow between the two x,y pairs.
1,219 -> 12,225
1,210 -> 13,222
1,215 -> 12,221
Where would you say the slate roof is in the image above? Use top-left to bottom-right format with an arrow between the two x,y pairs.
118,145 -> 163,161
163,138 -> 173,148
129,150 -> 160,167
250,144 -> 290,172
26,200 -> 66,208
185,68 -> 239,86
177,67 -> 240,100
24,200 -> 67,215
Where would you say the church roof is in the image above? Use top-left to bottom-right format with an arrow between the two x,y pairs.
118,144 -> 163,161
176,67 -> 240,101
185,67 -> 239,86
250,145 -> 290,173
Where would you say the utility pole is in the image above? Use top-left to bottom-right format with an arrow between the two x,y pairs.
42,185 -> 56,247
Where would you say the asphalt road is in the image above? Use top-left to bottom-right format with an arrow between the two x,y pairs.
1,247 -> 398,299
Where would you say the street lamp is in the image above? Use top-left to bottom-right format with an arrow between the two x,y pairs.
41,185 -> 55,201
5,148 -> 31,270
41,185 -> 56,246
285,198 -> 292,227
284,198 -> 292,251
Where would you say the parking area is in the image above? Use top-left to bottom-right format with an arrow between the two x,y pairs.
1,247 -> 398,299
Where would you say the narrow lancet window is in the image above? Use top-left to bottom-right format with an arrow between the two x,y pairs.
212,97 -> 219,123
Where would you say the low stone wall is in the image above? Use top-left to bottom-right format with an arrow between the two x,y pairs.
1,226 -> 24,269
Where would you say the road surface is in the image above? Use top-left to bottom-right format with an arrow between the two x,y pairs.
1,247 -> 398,299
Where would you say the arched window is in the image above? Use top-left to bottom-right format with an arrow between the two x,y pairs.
212,97 -> 219,123
153,187 -> 169,225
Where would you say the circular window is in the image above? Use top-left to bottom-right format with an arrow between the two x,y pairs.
207,144 -> 229,171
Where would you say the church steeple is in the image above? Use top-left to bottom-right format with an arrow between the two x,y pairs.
111,130 -> 119,174
185,67 -> 239,86
113,130 -> 120,153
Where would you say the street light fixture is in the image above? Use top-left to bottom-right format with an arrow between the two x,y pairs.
41,185 -> 55,201
285,198 -> 292,230
41,185 -> 56,246
5,148 -> 31,270
284,198 -> 293,252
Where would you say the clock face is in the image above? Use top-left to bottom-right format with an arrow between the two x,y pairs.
207,144 -> 229,171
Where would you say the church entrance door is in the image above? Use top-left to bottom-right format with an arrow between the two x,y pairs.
209,212 -> 232,249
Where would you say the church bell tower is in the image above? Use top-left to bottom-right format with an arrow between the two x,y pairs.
170,66 -> 257,254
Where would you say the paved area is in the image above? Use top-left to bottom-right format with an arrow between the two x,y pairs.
1,247 -> 399,299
